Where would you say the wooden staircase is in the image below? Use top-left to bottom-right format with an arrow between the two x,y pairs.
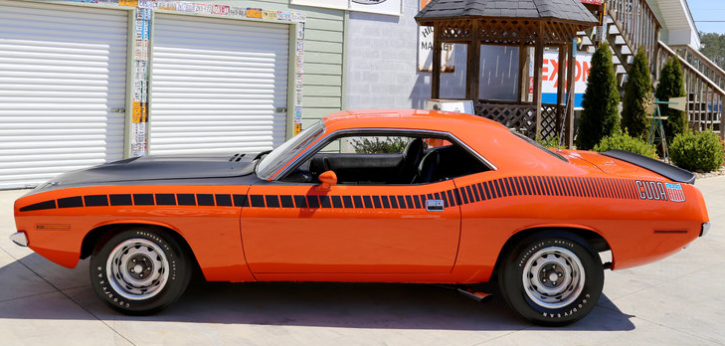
578,0 -> 725,137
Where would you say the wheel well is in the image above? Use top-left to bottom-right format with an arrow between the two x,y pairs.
80,224 -> 201,272
491,227 -> 611,281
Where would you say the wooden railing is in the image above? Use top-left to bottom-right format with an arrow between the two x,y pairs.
658,41 -> 725,137
607,0 -> 661,73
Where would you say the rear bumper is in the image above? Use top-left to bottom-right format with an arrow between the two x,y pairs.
10,232 -> 28,247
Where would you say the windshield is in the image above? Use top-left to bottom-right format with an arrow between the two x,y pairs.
256,120 -> 326,180
511,131 -> 568,162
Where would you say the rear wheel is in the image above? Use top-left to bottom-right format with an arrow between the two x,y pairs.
498,232 -> 604,326
90,228 -> 191,315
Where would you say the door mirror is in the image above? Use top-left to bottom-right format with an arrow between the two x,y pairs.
318,170 -> 337,190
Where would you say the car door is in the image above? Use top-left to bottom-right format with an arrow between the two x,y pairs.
240,180 -> 461,274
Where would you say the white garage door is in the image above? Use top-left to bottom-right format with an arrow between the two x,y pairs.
0,1 -> 128,190
150,14 -> 289,155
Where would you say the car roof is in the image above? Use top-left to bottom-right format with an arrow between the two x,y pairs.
321,109 -> 510,133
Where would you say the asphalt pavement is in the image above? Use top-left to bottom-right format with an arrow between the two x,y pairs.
1,177 -> 724,346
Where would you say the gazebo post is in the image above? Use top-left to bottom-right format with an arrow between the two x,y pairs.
431,24 -> 441,99
566,41 -> 576,147
467,20 -> 480,101
518,42 -> 527,103
557,44 -> 567,140
533,22 -> 545,139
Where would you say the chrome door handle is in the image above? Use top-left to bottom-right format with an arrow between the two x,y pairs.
426,199 -> 444,212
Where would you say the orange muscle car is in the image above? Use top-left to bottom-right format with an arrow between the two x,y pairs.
11,109 -> 710,325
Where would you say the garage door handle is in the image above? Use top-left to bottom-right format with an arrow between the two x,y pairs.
108,107 -> 126,113
426,199 -> 444,212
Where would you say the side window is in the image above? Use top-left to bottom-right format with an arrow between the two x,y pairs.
280,133 -> 490,185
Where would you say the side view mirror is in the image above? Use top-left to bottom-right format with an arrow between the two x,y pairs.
318,170 -> 337,190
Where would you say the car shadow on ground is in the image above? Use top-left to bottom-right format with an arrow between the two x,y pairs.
1,254 -> 636,332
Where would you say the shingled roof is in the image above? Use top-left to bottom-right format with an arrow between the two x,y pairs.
416,0 -> 598,26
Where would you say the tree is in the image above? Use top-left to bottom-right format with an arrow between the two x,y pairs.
576,42 -> 620,150
700,32 -> 725,69
621,47 -> 652,138
656,57 -> 688,144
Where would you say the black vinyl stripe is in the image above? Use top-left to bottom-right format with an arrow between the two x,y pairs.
405,195 -> 414,209
592,178 -> 602,198
372,196 -> 382,209
266,195 -> 280,208
133,194 -> 154,206
558,177 -> 568,196
514,177 -> 524,196
413,195 -> 422,209
494,179 -> 504,197
20,200 -> 57,212
331,195 -> 343,208
486,180 -> 496,199
549,177 -> 560,196
511,177 -> 521,196
477,183 -> 486,200
389,195 -> 398,208
440,191 -> 449,207
503,179 -> 512,197
58,196 -> 83,208
397,195 -> 407,209
363,196 -> 373,208
472,184 -> 481,201
524,177 -> 533,195
215,194 -> 232,207
343,195 -> 354,208
460,187 -> 469,204
307,195 -> 320,208
354,195 -> 364,208
295,195 -> 308,208
446,190 -> 456,206
110,194 -> 132,206
250,195 -> 265,208
156,194 -> 177,206
319,195 -> 331,208
534,176 -> 544,195
280,195 -> 294,208
568,177 -> 579,197
614,179 -> 625,199
84,195 -> 109,207
381,196 -> 390,209
197,194 -> 215,206
179,194 -> 197,206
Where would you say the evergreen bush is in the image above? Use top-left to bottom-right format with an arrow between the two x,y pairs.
656,57 -> 688,144
593,131 -> 658,159
621,47 -> 653,138
669,130 -> 724,172
576,43 -> 620,150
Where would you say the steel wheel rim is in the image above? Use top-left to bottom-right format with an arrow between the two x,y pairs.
106,238 -> 170,301
522,246 -> 585,309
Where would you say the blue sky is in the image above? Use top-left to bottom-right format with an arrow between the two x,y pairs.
688,0 -> 725,34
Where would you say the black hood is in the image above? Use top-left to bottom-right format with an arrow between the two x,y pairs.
41,153 -> 257,188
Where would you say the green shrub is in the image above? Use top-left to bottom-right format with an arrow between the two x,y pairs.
593,132 -> 658,159
656,57 -> 688,144
576,42 -> 620,150
350,136 -> 408,154
621,47 -> 653,139
537,135 -> 561,148
669,130 -> 725,172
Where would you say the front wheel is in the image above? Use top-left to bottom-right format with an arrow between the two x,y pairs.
90,228 -> 191,315
498,232 -> 604,326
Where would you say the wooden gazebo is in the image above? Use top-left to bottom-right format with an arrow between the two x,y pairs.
416,0 -> 598,145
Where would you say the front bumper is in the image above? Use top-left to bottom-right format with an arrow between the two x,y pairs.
10,232 -> 28,247
701,222 -> 711,237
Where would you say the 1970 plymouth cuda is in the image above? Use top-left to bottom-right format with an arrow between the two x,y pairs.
11,109 -> 709,325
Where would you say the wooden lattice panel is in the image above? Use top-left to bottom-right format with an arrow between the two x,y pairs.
438,20 -> 472,40
475,102 -> 537,138
478,20 -> 538,45
539,104 -> 562,140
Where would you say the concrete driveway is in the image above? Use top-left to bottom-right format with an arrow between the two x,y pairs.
1,177 -> 724,346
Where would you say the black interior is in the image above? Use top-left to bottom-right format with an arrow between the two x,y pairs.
281,137 -> 490,185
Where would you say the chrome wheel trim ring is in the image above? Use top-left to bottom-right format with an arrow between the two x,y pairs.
106,238 -> 170,301
522,246 -> 585,310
